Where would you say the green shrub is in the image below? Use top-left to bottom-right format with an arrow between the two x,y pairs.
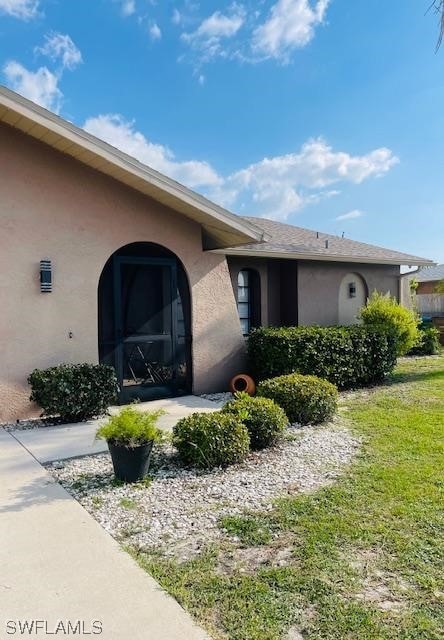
407,327 -> 440,356
173,412 -> 250,469
28,363 -> 118,422
222,392 -> 288,450
257,373 -> 338,425
360,291 -> 419,355
96,406 -> 165,447
248,325 -> 397,389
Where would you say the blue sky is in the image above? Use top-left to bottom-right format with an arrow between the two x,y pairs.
1,0 -> 443,262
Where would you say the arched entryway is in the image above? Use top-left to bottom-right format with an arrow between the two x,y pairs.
98,242 -> 192,402
338,272 -> 367,325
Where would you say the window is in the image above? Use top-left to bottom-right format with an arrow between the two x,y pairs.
237,269 -> 260,336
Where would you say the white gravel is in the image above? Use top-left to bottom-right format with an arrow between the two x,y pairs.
2,417 -> 64,432
199,392 -> 233,405
49,420 -> 360,561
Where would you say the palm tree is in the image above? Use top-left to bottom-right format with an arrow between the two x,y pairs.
430,1 -> 444,49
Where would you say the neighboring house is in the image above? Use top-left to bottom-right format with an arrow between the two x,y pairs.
0,87 -> 434,421
415,264 -> 444,294
412,265 -> 444,344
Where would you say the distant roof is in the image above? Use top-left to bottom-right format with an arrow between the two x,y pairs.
0,85 -> 264,250
416,264 -> 444,282
217,217 -> 434,266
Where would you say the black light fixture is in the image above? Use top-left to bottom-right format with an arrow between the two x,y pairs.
40,259 -> 52,293
348,282 -> 356,298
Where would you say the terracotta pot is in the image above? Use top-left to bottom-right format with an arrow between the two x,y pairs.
229,374 -> 256,396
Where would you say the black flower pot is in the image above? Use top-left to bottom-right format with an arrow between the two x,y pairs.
107,440 -> 154,483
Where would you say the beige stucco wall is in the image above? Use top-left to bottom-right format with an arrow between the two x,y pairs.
298,261 -> 400,326
0,123 -> 245,421
338,272 -> 367,325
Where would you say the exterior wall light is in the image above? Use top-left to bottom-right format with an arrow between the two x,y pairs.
348,282 -> 356,298
40,259 -> 52,293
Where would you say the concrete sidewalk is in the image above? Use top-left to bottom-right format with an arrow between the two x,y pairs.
13,395 -> 221,463
0,428 -> 209,639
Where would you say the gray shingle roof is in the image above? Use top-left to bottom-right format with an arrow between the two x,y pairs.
415,264 -> 444,282
224,217 -> 434,266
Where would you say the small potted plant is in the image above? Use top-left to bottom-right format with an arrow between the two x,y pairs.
96,406 -> 165,483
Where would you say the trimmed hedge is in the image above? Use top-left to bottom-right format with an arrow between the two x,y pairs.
407,327 -> 440,356
222,392 -> 288,450
28,363 -> 118,422
248,325 -> 398,389
173,411 -> 250,469
257,373 -> 338,425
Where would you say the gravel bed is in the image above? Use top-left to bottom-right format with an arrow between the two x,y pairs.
199,391 -> 233,405
49,420 -> 360,561
2,416 -> 67,432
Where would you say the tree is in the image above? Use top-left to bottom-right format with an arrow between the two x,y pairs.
434,279 -> 444,293
430,1 -> 444,49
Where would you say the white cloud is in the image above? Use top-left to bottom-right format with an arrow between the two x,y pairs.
172,8 -> 181,25
83,114 -> 222,188
213,138 -> 399,219
181,5 -> 246,62
82,116 -> 398,222
0,0 -> 39,19
36,32 -> 83,70
198,73 -> 205,85
252,0 -> 330,62
120,0 -> 135,16
336,209 -> 365,221
3,61 -> 63,112
192,9 -> 245,38
148,22 -> 162,41
4,32 -> 81,113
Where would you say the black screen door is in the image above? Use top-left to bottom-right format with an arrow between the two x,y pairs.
114,256 -> 179,402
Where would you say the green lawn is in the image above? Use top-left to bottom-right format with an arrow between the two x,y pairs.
132,356 -> 444,640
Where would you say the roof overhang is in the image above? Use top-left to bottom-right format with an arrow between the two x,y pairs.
0,86 -> 266,250
215,247 -> 435,267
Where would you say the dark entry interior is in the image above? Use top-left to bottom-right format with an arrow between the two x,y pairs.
98,243 -> 192,402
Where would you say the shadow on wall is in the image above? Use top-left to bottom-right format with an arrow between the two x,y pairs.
192,310 -> 246,393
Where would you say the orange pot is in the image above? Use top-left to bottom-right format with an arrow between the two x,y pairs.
229,374 -> 256,396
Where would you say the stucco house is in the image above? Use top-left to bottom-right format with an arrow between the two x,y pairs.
0,87 -> 434,421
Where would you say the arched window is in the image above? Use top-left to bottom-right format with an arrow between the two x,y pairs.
237,269 -> 260,336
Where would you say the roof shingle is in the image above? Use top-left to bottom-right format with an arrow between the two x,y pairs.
223,217 -> 434,266
415,264 -> 444,282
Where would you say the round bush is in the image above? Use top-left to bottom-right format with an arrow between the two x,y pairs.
407,327 -> 440,356
257,373 -> 338,425
360,291 -> 419,356
28,363 -> 118,422
172,411 -> 250,469
222,392 -> 288,450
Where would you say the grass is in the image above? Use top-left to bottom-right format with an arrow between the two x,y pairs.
132,356 -> 444,640
119,497 -> 138,510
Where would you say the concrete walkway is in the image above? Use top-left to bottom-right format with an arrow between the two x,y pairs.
0,428 -> 209,639
13,395 -> 221,463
